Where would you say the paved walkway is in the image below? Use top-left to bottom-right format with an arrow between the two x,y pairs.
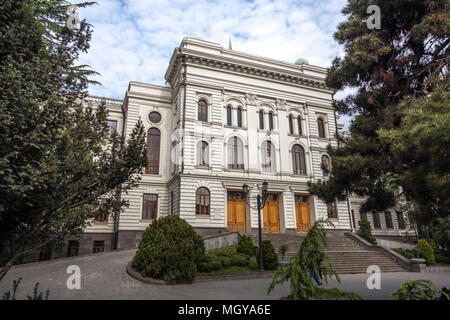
1,250 -> 449,300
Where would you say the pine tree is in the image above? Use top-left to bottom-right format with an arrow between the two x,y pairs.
308,1 -> 449,226
0,0 -> 148,281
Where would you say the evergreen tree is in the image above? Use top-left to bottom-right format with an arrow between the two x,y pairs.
0,0 -> 147,281
268,219 -> 362,300
309,1 -> 449,227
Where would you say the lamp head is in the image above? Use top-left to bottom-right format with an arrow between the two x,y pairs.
242,183 -> 249,194
262,181 -> 268,194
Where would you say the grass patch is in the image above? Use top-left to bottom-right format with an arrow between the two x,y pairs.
198,265 -> 258,277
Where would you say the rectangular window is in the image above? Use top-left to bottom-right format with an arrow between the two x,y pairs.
360,211 -> 367,221
93,241 -> 105,253
373,212 -> 381,229
95,210 -> 109,223
67,240 -> 79,257
396,212 -> 406,229
106,120 -> 117,138
142,194 -> 158,220
385,211 -> 393,229
327,202 -> 338,219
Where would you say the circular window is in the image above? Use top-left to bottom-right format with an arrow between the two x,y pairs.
149,112 -> 162,124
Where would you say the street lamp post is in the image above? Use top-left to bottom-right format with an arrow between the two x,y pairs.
242,181 -> 268,272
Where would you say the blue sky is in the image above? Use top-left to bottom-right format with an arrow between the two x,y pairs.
77,0 -> 353,129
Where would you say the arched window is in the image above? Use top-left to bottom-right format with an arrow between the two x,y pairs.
292,144 -> 306,175
228,136 -> 244,169
237,108 -> 242,127
268,112 -> 274,131
321,155 -> 330,176
297,116 -> 302,135
198,100 -> 208,122
226,106 -> 232,126
259,110 -> 264,129
196,187 -> 210,215
288,115 -> 294,134
262,141 -> 276,172
146,128 -> 160,174
197,141 -> 209,167
317,118 -> 326,138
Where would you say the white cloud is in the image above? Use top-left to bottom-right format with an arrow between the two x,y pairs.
76,0 -> 349,120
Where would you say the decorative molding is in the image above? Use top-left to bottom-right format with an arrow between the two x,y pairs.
245,93 -> 258,105
276,98 -> 287,111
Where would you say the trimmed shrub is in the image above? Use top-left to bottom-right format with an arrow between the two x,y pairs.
132,215 -> 205,284
416,239 -> 435,266
249,256 -> 259,271
218,256 -> 232,268
208,245 -> 237,257
392,248 -> 416,259
237,234 -> 254,256
197,253 -> 223,272
357,219 -> 377,245
256,240 -> 278,270
230,253 -> 250,266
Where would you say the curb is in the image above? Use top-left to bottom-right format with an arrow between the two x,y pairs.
126,261 -> 275,285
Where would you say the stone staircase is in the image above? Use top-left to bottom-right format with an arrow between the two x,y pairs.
248,233 -> 408,274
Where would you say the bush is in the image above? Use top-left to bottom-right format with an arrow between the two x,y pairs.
208,245 -> 237,257
132,215 -> 205,284
218,256 -> 232,268
415,239 -> 435,266
392,248 -> 417,259
391,280 -> 437,300
256,240 -> 278,270
230,253 -> 250,266
237,234 -> 254,256
357,219 -> 377,245
197,253 -> 224,272
435,254 -> 450,265
249,256 -> 259,271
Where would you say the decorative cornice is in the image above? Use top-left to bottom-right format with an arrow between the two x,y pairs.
166,49 -> 331,92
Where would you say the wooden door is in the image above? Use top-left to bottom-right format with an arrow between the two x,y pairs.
263,194 -> 280,233
227,192 -> 246,232
295,195 -> 310,233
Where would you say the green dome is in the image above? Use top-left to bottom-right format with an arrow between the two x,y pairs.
295,58 -> 309,65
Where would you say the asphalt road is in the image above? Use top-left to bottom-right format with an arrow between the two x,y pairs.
1,250 -> 449,300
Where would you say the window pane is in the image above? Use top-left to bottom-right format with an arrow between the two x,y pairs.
269,112 -> 273,131
237,108 -> 242,127
259,111 -> 264,129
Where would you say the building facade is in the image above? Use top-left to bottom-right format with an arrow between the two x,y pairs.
27,37 -> 413,261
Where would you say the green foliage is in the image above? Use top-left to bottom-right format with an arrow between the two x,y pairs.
236,234 -> 254,256
435,254 -> 450,265
308,0 -> 450,229
268,219 -> 362,300
207,245 -> 237,257
415,239 -> 435,266
356,219 -> 377,245
249,256 -> 259,271
431,216 -> 450,250
256,240 -> 278,271
132,215 -> 205,284
230,253 -> 250,266
198,254 -> 222,272
279,245 -> 288,257
0,0 -> 148,279
392,248 -> 420,260
218,256 -> 232,268
2,278 -> 49,300
391,280 -> 437,300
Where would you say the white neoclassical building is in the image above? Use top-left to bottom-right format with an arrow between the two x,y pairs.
35,37 -> 411,260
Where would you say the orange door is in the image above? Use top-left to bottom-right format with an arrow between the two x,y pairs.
227,192 -> 246,232
295,195 -> 310,233
263,194 -> 280,233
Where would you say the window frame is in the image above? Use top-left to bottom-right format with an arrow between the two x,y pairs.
297,116 -> 302,135
321,155 -> 331,177
288,115 -> 294,134
327,201 -> 338,219
197,141 -> 209,167
259,110 -> 265,129
292,144 -> 306,175
146,128 -> 161,174
317,117 -> 326,138
268,112 -> 274,131
142,193 -> 158,220
228,136 -> 244,170
372,212 -> 381,229
226,106 -> 232,126
196,187 -> 210,215
198,100 -> 208,122
237,107 -> 243,127
92,240 -> 105,253
262,140 -> 275,172
106,120 -> 118,139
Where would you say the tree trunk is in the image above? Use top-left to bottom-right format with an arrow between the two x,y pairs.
0,246 -> 23,282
